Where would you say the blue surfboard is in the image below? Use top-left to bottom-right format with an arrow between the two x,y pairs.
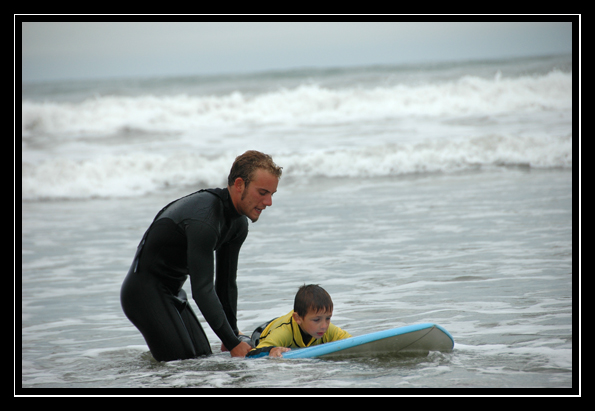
280,323 -> 454,359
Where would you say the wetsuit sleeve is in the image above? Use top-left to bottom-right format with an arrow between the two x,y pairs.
246,346 -> 274,358
215,223 -> 248,338
256,325 -> 294,349
245,321 -> 294,357
185,220 -> 241,351
245,333 -> 283,358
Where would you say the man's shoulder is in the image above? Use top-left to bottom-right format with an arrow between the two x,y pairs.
158,189 -> 224,222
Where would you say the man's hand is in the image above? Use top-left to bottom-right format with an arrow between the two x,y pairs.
221,332 -> 253,355
229,341 -> 252,357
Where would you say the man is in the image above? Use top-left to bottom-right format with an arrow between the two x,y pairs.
120,150 -> 282,361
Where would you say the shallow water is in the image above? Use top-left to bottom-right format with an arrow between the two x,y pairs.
20,168 -> 574,394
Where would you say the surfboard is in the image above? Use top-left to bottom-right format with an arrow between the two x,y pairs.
280,323 -> 454,359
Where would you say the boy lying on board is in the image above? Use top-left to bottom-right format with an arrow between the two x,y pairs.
246,284 -> 351,358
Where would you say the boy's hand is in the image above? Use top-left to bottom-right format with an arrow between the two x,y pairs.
269,347 -> 291,357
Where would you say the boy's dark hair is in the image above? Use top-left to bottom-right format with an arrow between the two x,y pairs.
293,284 -> 333,317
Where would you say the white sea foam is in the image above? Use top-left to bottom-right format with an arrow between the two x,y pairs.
21,133 -> 572,201
21,70 -> 571,138
20,65 -> 573,201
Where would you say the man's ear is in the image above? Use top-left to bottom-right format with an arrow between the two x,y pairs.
233,177 -> 245,192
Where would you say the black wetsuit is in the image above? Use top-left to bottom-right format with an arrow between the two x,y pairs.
120,188 -> 248,362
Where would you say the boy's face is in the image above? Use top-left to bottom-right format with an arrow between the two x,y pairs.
293,309 -> 333,339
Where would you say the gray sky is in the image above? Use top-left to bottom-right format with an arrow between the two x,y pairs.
20,21 -> 575,83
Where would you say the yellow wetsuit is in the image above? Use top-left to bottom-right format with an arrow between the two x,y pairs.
246,310 -> 351,357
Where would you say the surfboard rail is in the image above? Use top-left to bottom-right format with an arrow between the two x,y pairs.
280,323 -> 454,359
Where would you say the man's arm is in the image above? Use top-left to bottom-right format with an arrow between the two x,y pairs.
215,223 -> 248,337
185,219 -> 242,352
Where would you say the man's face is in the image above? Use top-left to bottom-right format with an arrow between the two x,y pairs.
236,168 -> 279,222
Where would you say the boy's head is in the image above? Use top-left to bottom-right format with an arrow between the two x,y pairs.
293,284 -> 333,317
293,284 -> 334,339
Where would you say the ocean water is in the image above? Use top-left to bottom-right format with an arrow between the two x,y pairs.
20,54 -> 576,394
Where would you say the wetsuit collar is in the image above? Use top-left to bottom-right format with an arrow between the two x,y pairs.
204,187 -> 243,220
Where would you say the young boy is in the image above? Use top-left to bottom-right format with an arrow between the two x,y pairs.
246,284 -> 351,358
